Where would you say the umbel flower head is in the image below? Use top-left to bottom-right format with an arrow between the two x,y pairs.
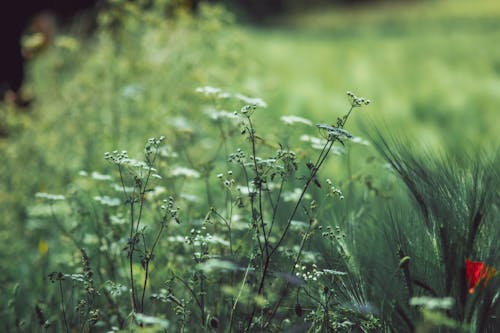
465,259 -> 497,294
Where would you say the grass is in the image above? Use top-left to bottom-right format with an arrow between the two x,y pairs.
0,0 -> 499,331
250,0 -> 500,149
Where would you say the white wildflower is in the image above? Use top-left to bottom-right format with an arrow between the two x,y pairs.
280,115 -> 312,126
35,192 -> 66,201
349,136 -> 370,145
283,188 -> 312,202
235,93 -> 267,108
91,171 -> 112,181
169,167 -> 200,178
94,196 -> 121,207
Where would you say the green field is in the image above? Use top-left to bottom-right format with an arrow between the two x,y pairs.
1,0 -> 499,331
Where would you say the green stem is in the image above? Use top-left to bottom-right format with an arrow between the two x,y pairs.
58,280 -> 70,333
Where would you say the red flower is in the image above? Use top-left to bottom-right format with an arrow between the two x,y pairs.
465,259 -> 497,294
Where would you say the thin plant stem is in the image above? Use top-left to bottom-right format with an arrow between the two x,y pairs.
140,262 -> 149,313
117,165 -> 139,312
173,274 -> 202,310
58,280 -> 70,333
241,161 -> 264,256
213,208 -> 234,254
228,256 -> 253,332
270,139 -> 334,257
199,270 -> 206,326
267,178 -> 285,237
248,117 -> 269,256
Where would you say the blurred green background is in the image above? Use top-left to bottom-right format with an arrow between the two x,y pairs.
0,0 -> 499,329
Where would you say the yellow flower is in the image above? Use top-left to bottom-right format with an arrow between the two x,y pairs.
38,240 -> 49,256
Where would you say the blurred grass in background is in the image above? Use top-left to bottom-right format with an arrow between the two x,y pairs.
258,0 -> 500,147
0,0 -> 498,329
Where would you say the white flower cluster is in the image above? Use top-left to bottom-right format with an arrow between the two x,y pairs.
235,93 -> 267,108
295,264 -> 347,282
169,166 -> 200,178
280,115 -> 312,126
35,192 -> 66,201
195,86 -> 231,99
295,263 -> 323,282
347,91 -> 370,107
185,227 -> 229,247
94,195 -> 121,207
196,87 -> 267,107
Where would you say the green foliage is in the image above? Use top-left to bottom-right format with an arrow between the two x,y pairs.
19,89 -> 372,332
339,131 -> 500,332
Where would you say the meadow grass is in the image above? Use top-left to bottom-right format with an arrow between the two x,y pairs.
257,3 -> 500,145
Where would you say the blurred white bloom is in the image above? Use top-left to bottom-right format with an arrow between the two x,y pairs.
110,215 -> 127,225
169,167 -> 200,178
35,192 -> 66,201
111,183 -> 135,194
281,115 -> 312,126
169,117 -> 192,132
121,84 -> 143,99
206,235 -> 230,247
94,195 -> 121,207
196,86 -> 221,96
300,135 -> 345,154
410,297 -> 455,311
146,186 -> 167,199
197,259 -> 237,273
290,220 -> 309,231
283,188 -> 312,202
180,193 -> 200,203
300,135 -> 327,149
235,93 -> 267,108
167,235 -> 186,243
158,145 -> 178,158
236,185 -> 251,195
349,136 -> 370,145
203,107 -> 239,121
91,171 -> 112,181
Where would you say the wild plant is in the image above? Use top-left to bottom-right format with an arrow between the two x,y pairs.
36,89 -> 371,332
182,89 -> 370,331
340,131 -> 500,332
30,83 -> 500,333
104,136 -> 175,314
